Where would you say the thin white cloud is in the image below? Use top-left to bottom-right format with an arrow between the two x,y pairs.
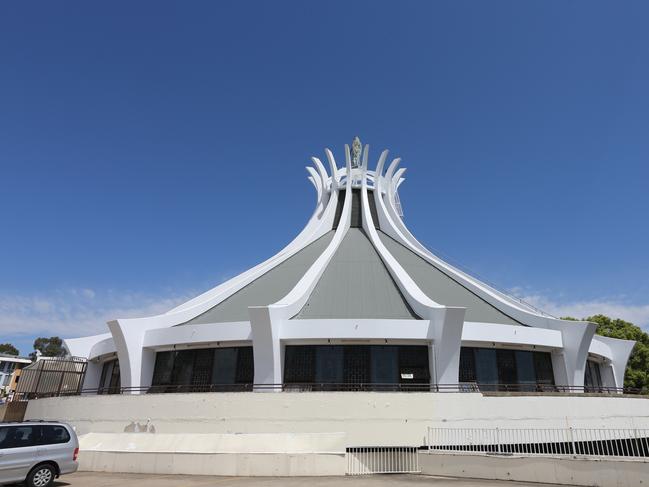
3,286 -> 648,344
0,289 -> 192,339
512,291 -> 649,328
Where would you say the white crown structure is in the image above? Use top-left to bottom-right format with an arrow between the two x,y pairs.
65,139 -> 634,393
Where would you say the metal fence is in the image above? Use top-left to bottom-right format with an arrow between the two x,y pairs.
13,357 -> 87,400
66,382 -> 644,396
346,447 -> 420,475
427,427 -> 649,459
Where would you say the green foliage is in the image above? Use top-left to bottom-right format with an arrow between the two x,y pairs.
562,314 -> 649,392
30,336 -> 67,361
0,343 -> 19,356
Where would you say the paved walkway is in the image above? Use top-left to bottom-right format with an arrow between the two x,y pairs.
53,472 -> 558,486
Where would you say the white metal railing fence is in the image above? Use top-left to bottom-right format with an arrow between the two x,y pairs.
427,427 -> 649,459
346,447 -> 420,475
393,190 -> 404,217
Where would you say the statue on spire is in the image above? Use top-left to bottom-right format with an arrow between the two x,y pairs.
351,136 -> 362,168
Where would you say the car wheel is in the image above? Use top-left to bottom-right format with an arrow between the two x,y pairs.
26,464 -> 55,487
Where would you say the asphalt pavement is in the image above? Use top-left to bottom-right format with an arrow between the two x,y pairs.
51,472 -> 560,486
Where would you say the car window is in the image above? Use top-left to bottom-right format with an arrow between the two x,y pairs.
41,425 -> 71,445
0,425 -> 37,449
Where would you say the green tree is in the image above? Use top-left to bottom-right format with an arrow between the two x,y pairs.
0,343 -> 19,356
562,314 -> 649,392
30,336 -> 67,361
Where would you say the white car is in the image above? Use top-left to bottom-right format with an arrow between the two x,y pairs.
0,421 -> 78,487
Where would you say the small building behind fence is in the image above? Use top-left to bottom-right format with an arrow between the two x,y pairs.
14,356 -> 87,400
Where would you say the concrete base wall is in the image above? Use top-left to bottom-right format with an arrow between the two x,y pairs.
77,432 -> 346,476
21,393 -> 649,479
80,451 -> 345,476
420,452 -> 649,487
25,392 -> 649,447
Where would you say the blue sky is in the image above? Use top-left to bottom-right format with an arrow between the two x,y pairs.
1,1 -> 648,355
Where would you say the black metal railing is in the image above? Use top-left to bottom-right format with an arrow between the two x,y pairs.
17,382 -> 642,398
427,426 -> 649,458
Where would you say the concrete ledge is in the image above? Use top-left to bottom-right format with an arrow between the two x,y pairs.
78,432 -> 346,476
419,452 -> 649,487
79,451 -> 345,476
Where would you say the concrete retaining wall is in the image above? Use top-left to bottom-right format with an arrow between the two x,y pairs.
80,451 -> 345,476
25,392 -> 649,447
420,452 -> 649,487
21,393 -> 649,479
77,432 -> 346,476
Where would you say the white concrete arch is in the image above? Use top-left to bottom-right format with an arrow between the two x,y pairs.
392,168 -> 406,192
249,146 -> 355,387
324,148 -> 339,191
305,166 -> 325,217
589,335 -> 635,389
310,157 -> 330,192
359,148 -> 465,385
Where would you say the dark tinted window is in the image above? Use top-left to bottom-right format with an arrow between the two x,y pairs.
212,348 -> 237,385
171,350 -> 194,386
459,347 -> 476,383
533,352 -> 555,385
151,346 -> 254,392
515,350 -> 536,391
41,425 -> 70,445
283,345 -> 429,389
371,346 -> 398,384
99,359 -> 121,394
314,346 -> 343,383
584,359 -> 603,390
0,425 -> 38,449
496,349 -> 517,385
474,348 -> 498,386
98,361 -> 110,390
152,351 -> 174,385
235,347 -> 254,384
459,347 -> 555,390
108,360 -> 121,391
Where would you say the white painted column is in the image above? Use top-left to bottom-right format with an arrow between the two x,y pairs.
108,318 -> 158,393
427,308 -> 466,386
249,306 -> 284,390
547,320 -> 596,389
593,335 -> 635,390
64,334 -> 113,391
